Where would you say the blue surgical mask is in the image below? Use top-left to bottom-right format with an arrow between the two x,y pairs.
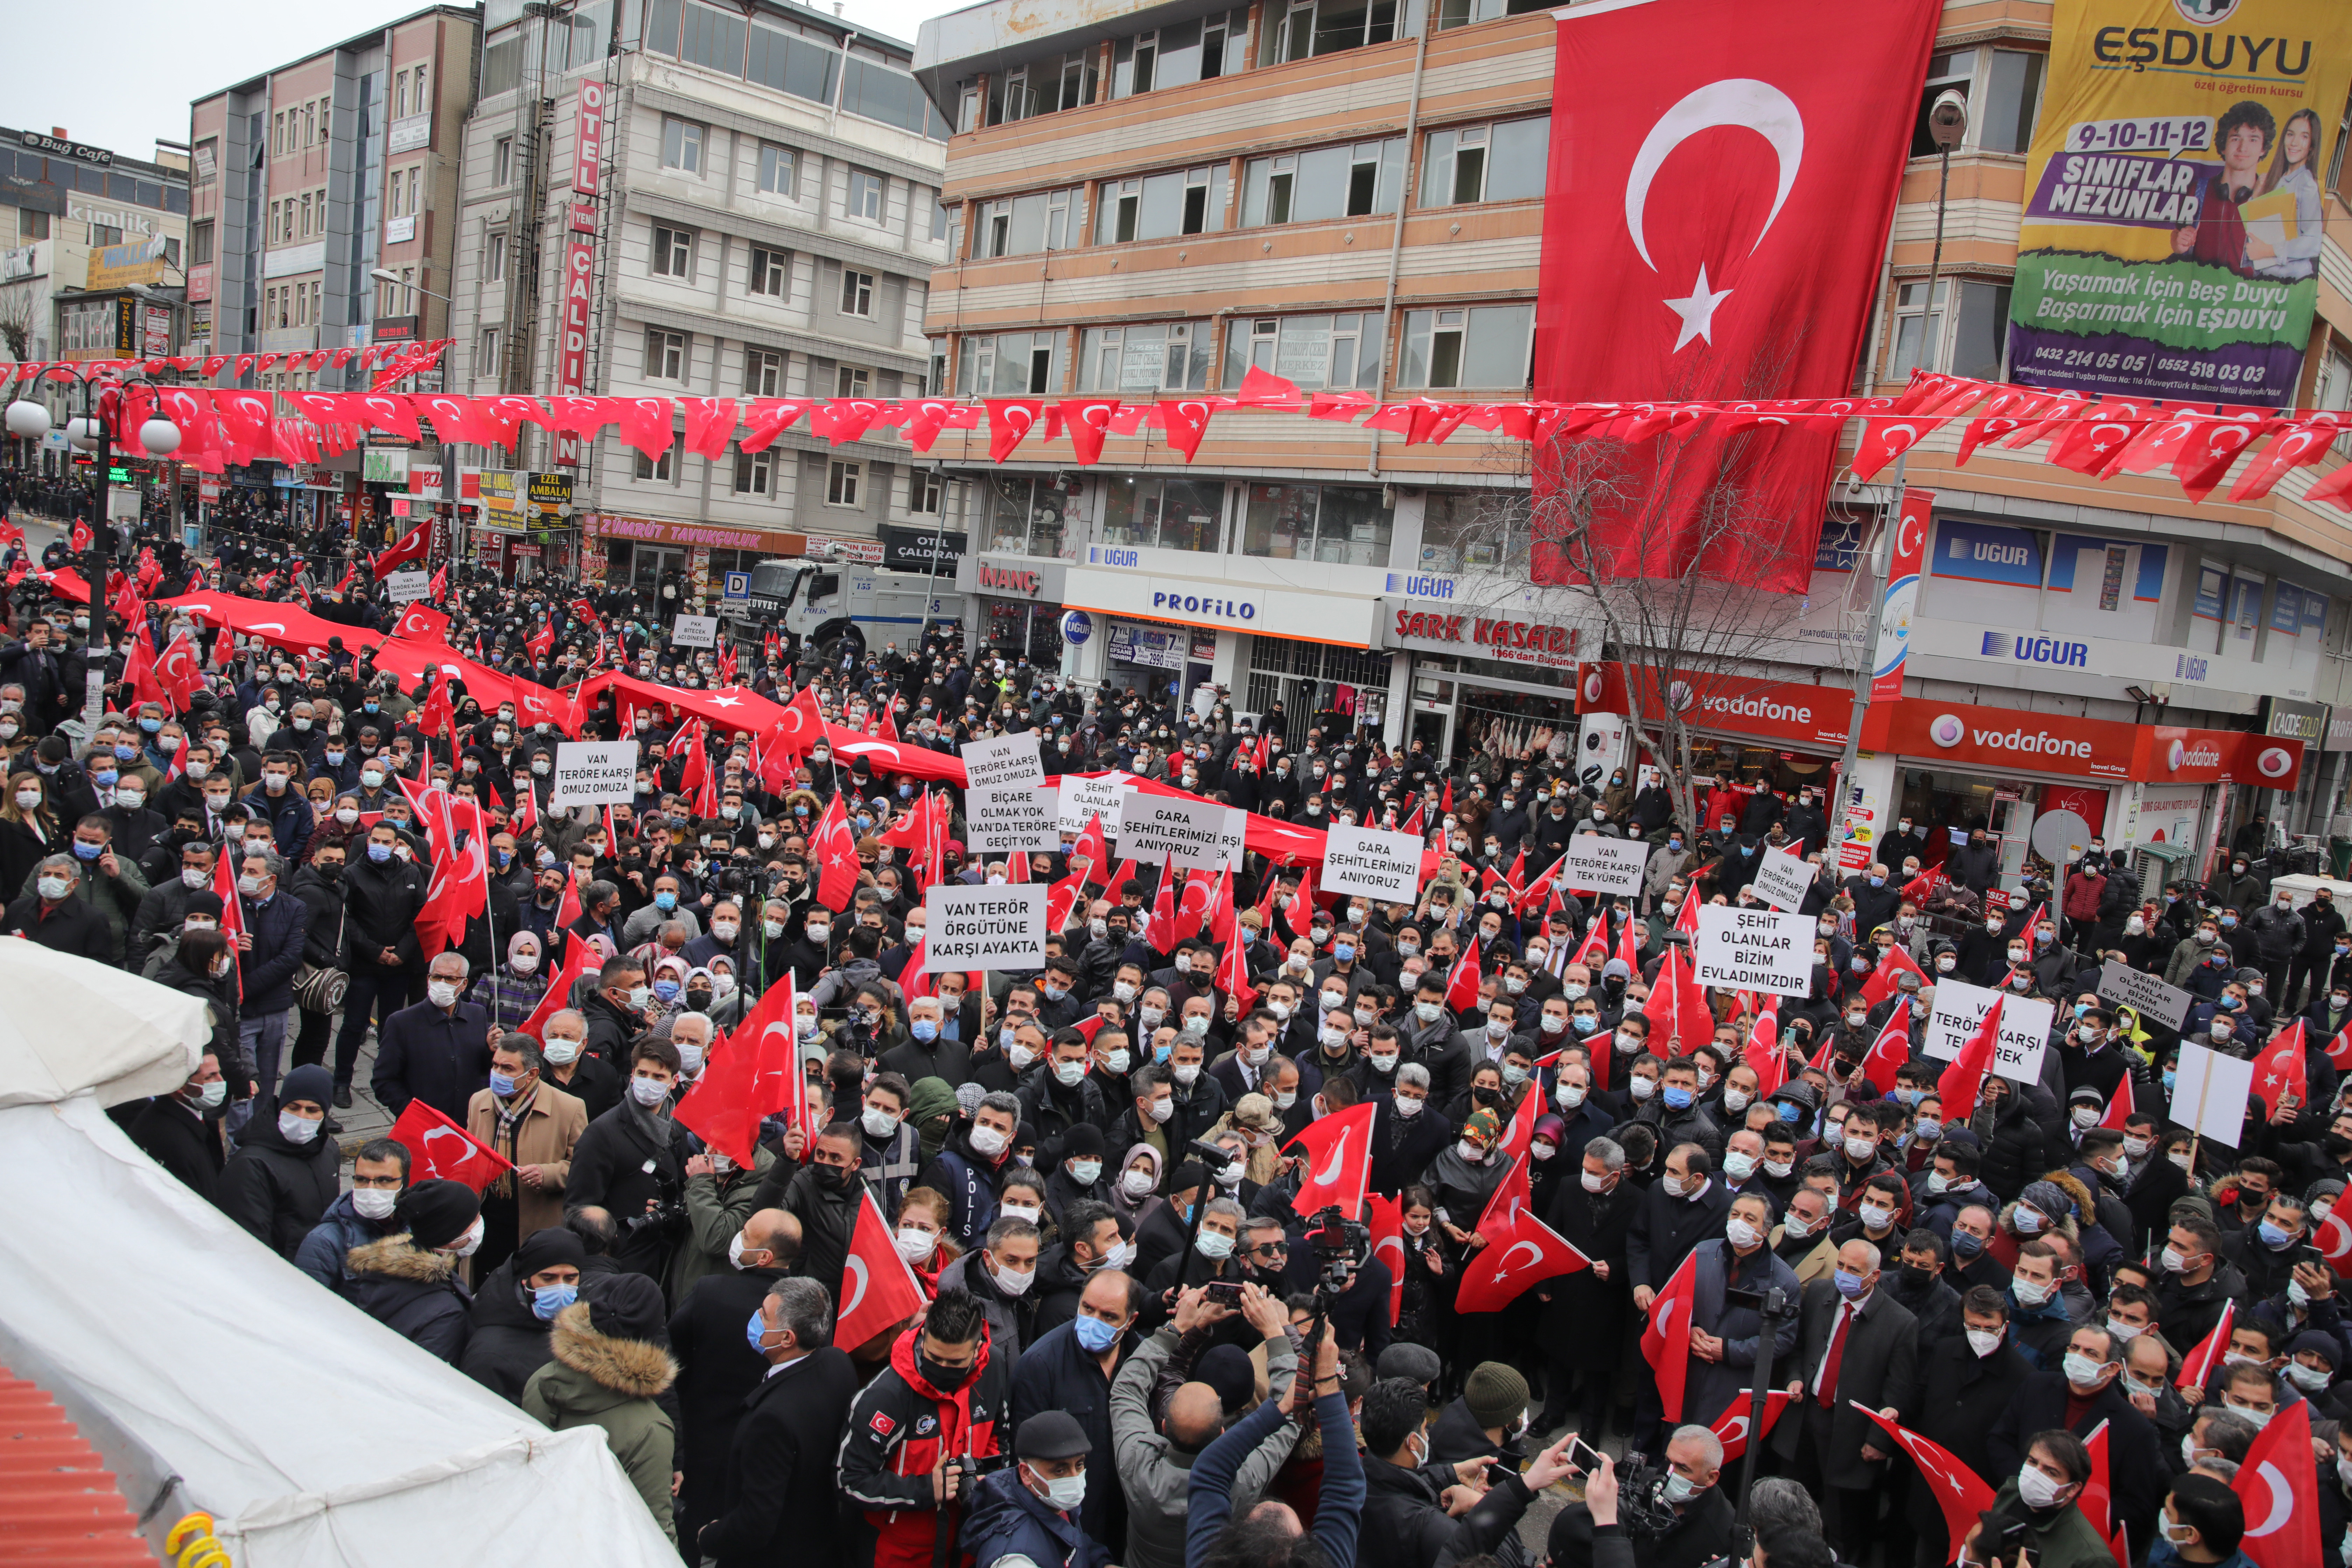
138,716 -> 161,733
912,1020 -> 939,1042
71,838 -> 101,860
1572,1015 -> 1598,1034
1074,1314 -> 1121,1353
531,1282 -> 577,1321
490,1069 -> 518,1096
745,1307 -> 777,1354
112,743 -> 137,761
1834,1269 -> 1867,1298
1334,943 -> 1355,963
653,979 -> 681,1002
2162,1070 -> 2177,1092
1778,1102 -> 1804,1123
1662,1085 -> 1694,1111
92,768 -> 117,787
368,842 -> 392,863
2258,1220 -> 2293,1248
653,891 -> 678,911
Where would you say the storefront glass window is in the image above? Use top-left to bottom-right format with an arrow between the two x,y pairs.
982,476 -> 1076,558
1101,476 -> 1226,552
1419,490 -> 1526,573
1245,636 -> 1390,732
1242,484 -> 1392,566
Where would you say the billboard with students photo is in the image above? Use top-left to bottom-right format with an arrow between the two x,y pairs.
2008,0 -> 2352,403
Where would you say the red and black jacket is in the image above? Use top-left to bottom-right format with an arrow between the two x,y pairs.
836,1321 -> 1012,1568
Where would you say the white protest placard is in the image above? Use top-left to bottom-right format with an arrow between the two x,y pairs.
2096,960 -> 2193,1032
1119,792 -> 1246,871
1320,824 -> 1425,904
547,739 -> 640,808
670,613 -> 720,648
963,784 -> 1063,854
961,732 -> 1044,791
2170,1042 -> 2257,1148
1923,978 -> 2054,1085
1750,845 -> 1818,912
1559,834 -> 1649,898
924,883 -> 1048,971
1692,905 -> 1815,996
1056,774 -> 1128,837
383,568 -> 431,604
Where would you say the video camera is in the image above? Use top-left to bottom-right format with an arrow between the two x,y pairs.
1304,1204 -> 1370,1293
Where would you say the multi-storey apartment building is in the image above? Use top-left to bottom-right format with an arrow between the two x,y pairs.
442,0 -> 953,592
916,0 -> 2352,890
0,126 -> 190,474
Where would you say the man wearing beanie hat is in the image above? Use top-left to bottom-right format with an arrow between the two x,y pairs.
338,1178 -> 481,1365
959,1409 -> 1113,1568
523,1273 -> 680,1543
459,1224 -> 589,1403
1044,1121 -> 1111,1226
1427,1362 -> 1529,1468
220,1062 -> 341,1259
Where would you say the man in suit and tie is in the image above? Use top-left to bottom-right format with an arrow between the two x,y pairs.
1628,1143 -> 1732,1320
1772,1237 -> 1918,1559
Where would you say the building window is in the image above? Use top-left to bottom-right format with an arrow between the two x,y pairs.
835,364 -> 869,398
911,469 -> 944,514
646,328 -> 688,380
748,246 -> 787,296
493,136 -> 513,186
839,268 -> 874,316
635,447 -> 675,481
478,327 -> 502,377
396,70 -> 410,118
1420,490 -> 1527,573
1102,475 -> 1227,552
979,187 -> 1083,258
20,209 -> 49,243
1886,278 -> 2011,382
827,460 -> 861,506
1914,48 -> 2046,158
400,266 -> 416,312
652,225 -> 694,278
981,475 -> 1073,557
1398,304 -> 1533,390
486,230 -> 506,282
414,64 -> 429,111
744,348 -> 784,396
406,167 -> 420,218
1220,314 -> 1381,392
661,117 -> 704,174
757,144 -> 794,196
1419,117 -> 1550,207
846,168 -> 884,222
1080,321 -> 1213,393
1094,167 -> 1227,244
1243,483 -> 1392,565
273,111 -> 286,154
1433,0 -> 1506,28
955,331 -> 1060,396
304,102 -> 317,147
733,447 -> 772,494
1265,0 -> 1395,64
928,337 -> 948,394
930,199 -> 950,242
1243,139 -> 1403,225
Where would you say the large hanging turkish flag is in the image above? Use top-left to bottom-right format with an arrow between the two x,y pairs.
1531,0 -> 1940,592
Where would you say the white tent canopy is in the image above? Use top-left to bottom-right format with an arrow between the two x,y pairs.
0,943 -> 674,1565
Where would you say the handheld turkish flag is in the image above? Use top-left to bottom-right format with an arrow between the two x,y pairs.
70,518 -> 92,554
1454,1188 -> 1588,1314
2328,1020 -> 2352,1072
121,622 -> 160,709
1937,995 -> 2002,1115
777,681 -> 826,757
1495,1073 -> 1542,1167
1650,945 -> 1714,1058
371,519 -> 431,576
1283,863 -> 1321,942
1069,813 -> 1108,889
1859,944 -> 1923,1006
553,866 -> 583,933
518,932 -> 590,1043
1743,1004 -> 1786,1098
525,617 -> 556,664
2233,1398 -> 2320,1568
155,629 -> 204,711
1173,868 -> 1215,945
1444,937 -> 1484,1015
675,1022 -> 766,1168
1639,1249 -> 1699,1420
392,601 -> 449,642
1708,1388 -> 1793,1466
2178,1300 -> 2236,1391
428,565 -> 448,601
388,1099 -> 513,1193
1899,862 -> 1945,904
416,665 -> 456,747
1208,865 -> 1238,947
2078,1419 -> 2112,1539
1854,1405 -> 1994,1553
1286,1100 -> 1375,1219
1148,855 -> 1179,954
1044,871 -> 1087,936
1529,0 -> 1942,592
1612,906 -> 1643,975
2096,1072 -> 2136,1133
1570,918 -> 1609,970
837,1187 -> 927,1348
1858,1000 -> 1912,1092
811,792 -> 859,908
2317,1208 -> 2352,1282
211,848 -> 248,1000
1367,1193 -> 1406,1326
2252,1021 -> 2309,1117
1216,911 -> 1258,1014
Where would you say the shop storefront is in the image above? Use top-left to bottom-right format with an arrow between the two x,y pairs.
578,513 -> 799,598
1387,598 -> 1591,766
1573,661 -> 1858,807
954,553 -> 1070,667
1116,622 -> 1220,707
1858,697 -> 2306,890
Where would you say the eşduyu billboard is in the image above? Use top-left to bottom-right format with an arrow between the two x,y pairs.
2008,0 -> 2352,404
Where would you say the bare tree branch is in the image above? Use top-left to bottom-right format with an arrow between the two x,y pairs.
0,284 -> 36,364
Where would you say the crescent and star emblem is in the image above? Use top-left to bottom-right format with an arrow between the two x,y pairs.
842,1254 -> 870,1317
1314,1130 -> 1352,1187
2243,1460 -> 2292,1538
1624,79 -> 1804,352
1495,1240 -> 1545,1278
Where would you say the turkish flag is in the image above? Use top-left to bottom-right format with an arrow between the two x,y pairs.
1854,1406 -> 1994,1553
2078,1419 -> 2112,1540
1045,870 -> 1087,936
1638,1249 -> 1699,1421
2317,1209 -> 2352,1282
2233,1398 -> 2320,1568
1444,937 -> 1484,1016
1216,910 -> 1258,1014
1367,1192 -> 1406,1326
1494,1072 -> 1542,1167
70,518 -> 92,554
776,681 -> 826,756
1708,1388 -> 1793,1466
1570,919 -> 1609,970
392,602 -> 450,642
1648,945 -> 1713,1058
1858,1000 -> 1912,1092
2178,1300 -> 2236,1391
1613,906 -> 1643,974
1936,995 -> 2002,1114
518,932 -> 589,1043
1859,943 -> 1924,1006
212,849 -> 247,1000
676,1023 -> 766,1168
1068,813 -> 1109,889
155,629 -> 204,711
811,793 -> 859,908
1286,1101 -> 1376,1220
372,519 -> 431,576
388,1099 -> 513,1193
1744,1006 -> 1787,1098
1453,1190 -> 1588,1314
1529,0 -> 1940,592
1173,868 -> 1215,945
1207,864 -> 1238,947
1148,855 -> 1179,954
416,665 -> 456,746
838,1188 -> 927,1350
2326,1020 -> 2352,1071
121,623 -> 161,710
2097,1072 -> 2136,1134
2252,1021 -> 2309,1117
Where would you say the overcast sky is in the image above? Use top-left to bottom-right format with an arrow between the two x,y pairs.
14,0 -> 965,162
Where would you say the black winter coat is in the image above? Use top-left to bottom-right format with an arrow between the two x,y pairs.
459,1255 -> 560,1404
341,852 -> 427,974
219,1102 -> 342,1258
338,1234 -> 474,1364
566,1102 -> 694,1278
1906,1333 -> 2033,1542
127,1094 -> 224,1206
699,1346 -> 860,1568
1972,1099 -> 2048,1203
666,1264 -> 790,1488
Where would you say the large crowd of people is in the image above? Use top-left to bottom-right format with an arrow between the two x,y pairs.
0,469 -> 2326,1568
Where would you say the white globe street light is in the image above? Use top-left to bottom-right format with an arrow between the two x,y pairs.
4,399 -> 51,440
139,417 -> 183,456
65,416 -> 103,452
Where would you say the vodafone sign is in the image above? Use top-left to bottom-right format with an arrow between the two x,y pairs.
1575,662 -> 1853,749
1864,700 -> 2304,788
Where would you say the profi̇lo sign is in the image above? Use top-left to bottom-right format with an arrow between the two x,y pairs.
1150,590 -> 1257,623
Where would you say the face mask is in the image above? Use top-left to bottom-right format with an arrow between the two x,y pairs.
1195,1230 -> 1234,1260
1414,1001 -> 1443,1024
2283,1361 -> 2331,1393
2062,1352 -> 2109,1390
1629,1077 -> 1657,1102
1723,1152 -> 1757,1182
1053,1060 -> 1085,1087
352,1186 -> 398,1220
1834,1269 -> 1868,1300
2015,1463 -> 2067,1511
532,1282 -> 579,1321
2011,1276 -> 2052,1307
426,980 -> 460,1009
2223,1399 -> 2273,1430
1394,1093 -> 1424,1120
969,1124 -> 1009,1158
1146,1097 -> 1174,1124
1843,1136 -> 1875,1163
1661,1084 -> 1694,1111
1558,1083 -> 1586,1109
279,1110 -> 322,1145
628,1075 -> 670,1107
990,1256 -> 1036,1296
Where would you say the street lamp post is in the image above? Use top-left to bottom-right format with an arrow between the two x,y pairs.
5,372 -> 182,723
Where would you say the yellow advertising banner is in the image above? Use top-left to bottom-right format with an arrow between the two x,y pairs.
2009,0 -> 2352,404
83,238 -> 167,293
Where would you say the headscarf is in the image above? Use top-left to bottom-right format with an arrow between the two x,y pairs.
1112,1140 -> 1165,1225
